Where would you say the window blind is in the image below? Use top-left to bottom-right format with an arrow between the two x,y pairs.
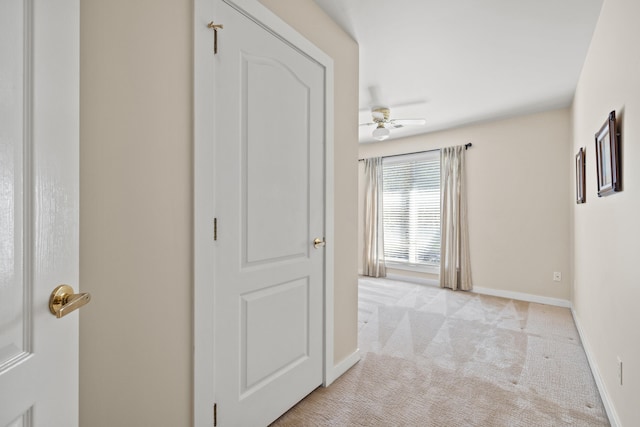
382,152 -> 441,267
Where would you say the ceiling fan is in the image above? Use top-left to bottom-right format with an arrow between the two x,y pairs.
359,106 -> 426,141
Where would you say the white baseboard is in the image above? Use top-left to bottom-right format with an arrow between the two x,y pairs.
324,349 -> 360,386
571,309 -> 621,427
473,286 -> 572,308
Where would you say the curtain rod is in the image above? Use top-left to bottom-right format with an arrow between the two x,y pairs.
358,142 -> 472,162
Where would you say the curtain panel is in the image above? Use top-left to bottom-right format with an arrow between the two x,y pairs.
440,146 -> 472,290
363,158 -> 387,277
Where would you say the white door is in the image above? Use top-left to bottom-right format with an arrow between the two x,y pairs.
0,0 -> 80,426
211,1 -> 325,426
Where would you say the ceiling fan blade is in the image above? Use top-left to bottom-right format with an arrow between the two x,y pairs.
390,118 -> 426,126
367,85 -> 383,106
359,122 -> 376,127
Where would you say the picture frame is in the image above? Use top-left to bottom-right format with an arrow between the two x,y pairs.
576,147 -> 586,204
595,111 -> 621,197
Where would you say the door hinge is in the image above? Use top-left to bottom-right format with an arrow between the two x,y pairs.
214,218 -> 217,241
207,21 -> 224,54
214,403 -> 217,427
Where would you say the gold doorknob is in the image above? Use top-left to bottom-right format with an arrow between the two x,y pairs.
49,285 -> 91,318
313,238 -> 326,249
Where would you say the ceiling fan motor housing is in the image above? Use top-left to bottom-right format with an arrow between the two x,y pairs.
372,107 -> 390,123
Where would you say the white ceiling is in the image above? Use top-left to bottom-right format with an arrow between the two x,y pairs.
312,0 -> 604,143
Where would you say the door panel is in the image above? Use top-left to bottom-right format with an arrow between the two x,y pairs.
242,277 -> 309,393
243,53 -> 310,265
213,1 -> 325,425
0,0 -> 27,371
0,0 -> 79,425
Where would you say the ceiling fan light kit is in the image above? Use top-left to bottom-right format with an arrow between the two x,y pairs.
372,123 -> 391,141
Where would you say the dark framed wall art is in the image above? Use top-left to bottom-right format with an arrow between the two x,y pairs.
576,147 -> 586,204
595,111 -> 621,197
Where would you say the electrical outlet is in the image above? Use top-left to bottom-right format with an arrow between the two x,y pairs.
553,272 -> 562,282
617,357 -> 623,386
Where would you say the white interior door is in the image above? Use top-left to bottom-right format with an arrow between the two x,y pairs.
190,1 -> 332,426
213,2 -> 326,425
0,0 -> 80,426
195,1 -> 335,424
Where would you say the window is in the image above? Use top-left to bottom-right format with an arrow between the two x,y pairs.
382,151 -> 440,270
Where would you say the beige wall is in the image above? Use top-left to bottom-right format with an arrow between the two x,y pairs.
259,0 -> 360,365
571,0 -> 640,424
359,108 -> 573,301
80,0 -> 357,425
79,0 -> 193,425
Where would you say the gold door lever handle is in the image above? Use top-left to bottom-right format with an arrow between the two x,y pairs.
49,285 -> 91,318
313,238 -> 326,249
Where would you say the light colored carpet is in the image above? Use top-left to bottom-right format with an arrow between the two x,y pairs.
271,277 -> 609,426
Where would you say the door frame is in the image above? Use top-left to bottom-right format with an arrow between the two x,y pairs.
193,0 -> 335,425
